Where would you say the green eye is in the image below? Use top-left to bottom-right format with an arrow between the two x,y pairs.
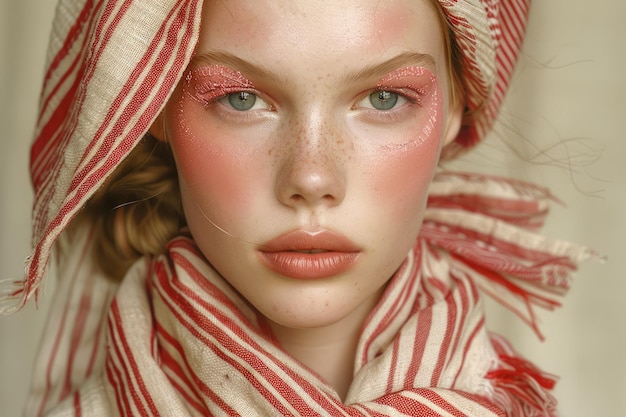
369,90 -> 398,110
227,92 -> 257,111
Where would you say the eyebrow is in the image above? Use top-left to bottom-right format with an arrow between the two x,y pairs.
189,51 -> 284,83
189,50 -> 436,84
343,52 -> 436,83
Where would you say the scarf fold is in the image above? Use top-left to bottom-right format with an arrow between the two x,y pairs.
28,173 -> 593,417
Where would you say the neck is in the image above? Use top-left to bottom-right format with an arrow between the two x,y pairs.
268,291 -> 381,401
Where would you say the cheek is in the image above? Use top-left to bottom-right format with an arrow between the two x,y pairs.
362,97 -> 444,219
166,100 -> 261,218
369,136 -> 440,213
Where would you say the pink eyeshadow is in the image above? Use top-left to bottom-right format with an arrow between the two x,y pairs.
377,66 -> 434,96
185,64 -> 254,103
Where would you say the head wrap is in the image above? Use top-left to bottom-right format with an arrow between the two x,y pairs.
1,0 -> 530,313
7,1 -> 597,416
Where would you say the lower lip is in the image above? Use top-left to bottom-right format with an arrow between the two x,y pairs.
258,251 -> 360,280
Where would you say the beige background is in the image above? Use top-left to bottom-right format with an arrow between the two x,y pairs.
1,1 -> 624,416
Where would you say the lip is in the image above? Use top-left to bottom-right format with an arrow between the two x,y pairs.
258,230 -> 361,280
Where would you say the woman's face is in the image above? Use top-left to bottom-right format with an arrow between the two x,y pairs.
160,0 -> 461,331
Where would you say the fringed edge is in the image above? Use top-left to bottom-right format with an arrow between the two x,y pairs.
422,172 -> 601,339
0,279 -> 29,315
0,255 -> 39,315
486,334 -> 558,417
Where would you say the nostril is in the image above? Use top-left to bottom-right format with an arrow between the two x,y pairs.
290,194 -> 305,203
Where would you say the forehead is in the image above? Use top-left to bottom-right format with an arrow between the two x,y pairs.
196,0 -> 447,78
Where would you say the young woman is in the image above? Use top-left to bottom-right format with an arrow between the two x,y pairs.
3,0 -> 592,415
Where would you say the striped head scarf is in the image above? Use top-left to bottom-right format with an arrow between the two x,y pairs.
3,0 -> 594,416
5,0 -> 526,312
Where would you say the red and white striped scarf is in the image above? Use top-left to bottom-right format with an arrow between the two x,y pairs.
3,0 -> 530,314
26,173 -> 592,416
3,0 -> 596,415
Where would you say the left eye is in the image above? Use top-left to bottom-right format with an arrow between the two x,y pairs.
219,92 -> 269,111
359,90 -> 407,111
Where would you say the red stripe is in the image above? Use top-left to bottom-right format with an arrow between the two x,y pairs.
60,287 -> 93,399
404,302 -> 433,388
452,315 -> 487,388
361,250 -> 420,365
31,0 -> 98,170
84,296 -> 109,377
41,0 -> 96,91
39,0 -> 102,119
424,390 -> 479,417
430,294 -> 457,386
32,0 -> 135,213
108,300 -> 160,416
456,390 -> 506,416
156,250 -> 350,415
386,331 -> 401,393
26,0 -> 195,302
105,354 -> 134,417
31,0 -> 108,185
375,390 -> 444,416
35,226 -> 95,417
154,264 -> 324,416
157,321 -> 239,415
157,344 -> 209,414
31,5 -> 101,185
73,391 -> 82,417
431,274 -> 473,386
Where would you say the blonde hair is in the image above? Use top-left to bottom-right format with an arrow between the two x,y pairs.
86,3 -> 467,280
85,135 -> 183,279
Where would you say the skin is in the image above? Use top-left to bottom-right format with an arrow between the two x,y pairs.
151,0 -> 462,399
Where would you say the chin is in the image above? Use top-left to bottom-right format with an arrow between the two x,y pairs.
255,279 -> 386,332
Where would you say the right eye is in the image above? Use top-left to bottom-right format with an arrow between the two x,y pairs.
219,92 -> 270,111
357,90 -> 408,111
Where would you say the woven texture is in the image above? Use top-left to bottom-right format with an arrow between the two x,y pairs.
25,173 -> 592,416
0,0 -> 528,312
2,0 -> 595,415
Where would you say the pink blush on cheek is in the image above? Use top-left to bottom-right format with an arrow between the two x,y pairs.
167,97 -> 260,217
366,72 -> 445,213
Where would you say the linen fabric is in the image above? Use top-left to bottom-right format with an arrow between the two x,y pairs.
1,0 -> 527,312
2,0 -> 595,416
25,173 -> 590,417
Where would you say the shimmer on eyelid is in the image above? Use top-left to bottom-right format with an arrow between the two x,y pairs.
377,66 -> 434,93
185,64 -> 254,100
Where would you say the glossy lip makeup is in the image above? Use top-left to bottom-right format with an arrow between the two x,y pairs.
257,230 -> 361,280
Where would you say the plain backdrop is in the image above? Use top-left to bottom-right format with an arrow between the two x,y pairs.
1,1 -> 625,416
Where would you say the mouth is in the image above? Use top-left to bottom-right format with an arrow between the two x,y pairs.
258,230 -> 361,280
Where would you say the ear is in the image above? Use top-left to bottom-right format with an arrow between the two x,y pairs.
148,112 -> 167,142
442,99 -> 464,147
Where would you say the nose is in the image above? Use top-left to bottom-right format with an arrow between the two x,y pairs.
275,113 -> 346,210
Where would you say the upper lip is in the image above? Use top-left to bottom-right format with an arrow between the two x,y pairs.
259,229 -> 361,253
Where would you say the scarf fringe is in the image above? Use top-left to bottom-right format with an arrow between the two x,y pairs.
486,334 -> 558,417
422,172 -> 597,339
0,280 -> 27,315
